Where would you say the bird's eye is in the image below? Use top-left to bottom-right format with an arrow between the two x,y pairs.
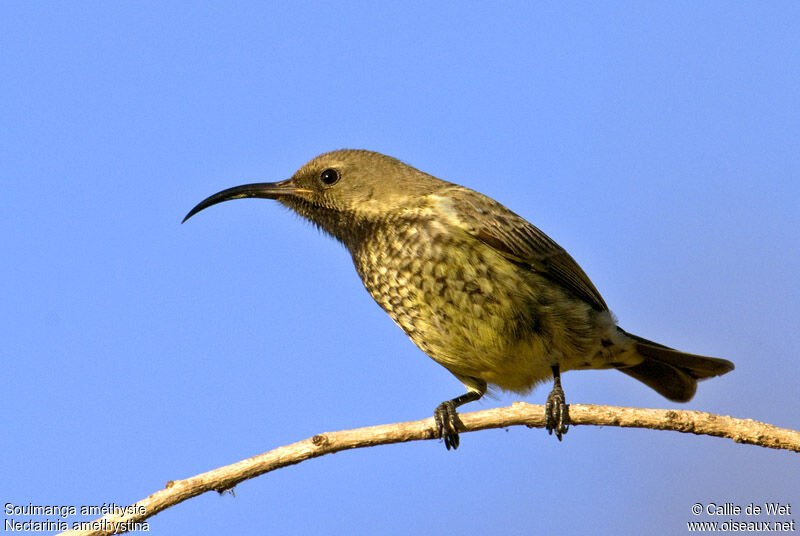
319,168 -> 340,186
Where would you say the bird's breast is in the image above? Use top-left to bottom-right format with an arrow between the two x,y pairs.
353,219 -> 540,372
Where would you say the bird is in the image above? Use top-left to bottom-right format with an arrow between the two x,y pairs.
183,149 -> 734,450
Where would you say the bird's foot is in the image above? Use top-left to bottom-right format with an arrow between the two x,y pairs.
545,383 -> 569,440
434,400 -> 461,450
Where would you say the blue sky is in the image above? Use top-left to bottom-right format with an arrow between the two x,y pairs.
2,2 -> 798,534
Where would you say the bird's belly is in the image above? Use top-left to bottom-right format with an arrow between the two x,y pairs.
353,228 -> 632,393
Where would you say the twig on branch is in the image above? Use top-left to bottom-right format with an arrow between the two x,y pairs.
58,403 -> 799,536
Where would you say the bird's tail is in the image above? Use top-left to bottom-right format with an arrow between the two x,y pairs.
616,329 -> 734,402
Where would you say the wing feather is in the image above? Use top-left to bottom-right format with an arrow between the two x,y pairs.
446,188 -> 608,311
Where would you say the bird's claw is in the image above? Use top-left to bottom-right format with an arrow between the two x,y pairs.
545,384 -> 569,440
434,400 -> 461,450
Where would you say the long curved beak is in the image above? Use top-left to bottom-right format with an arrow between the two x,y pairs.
182,180 -> 310,223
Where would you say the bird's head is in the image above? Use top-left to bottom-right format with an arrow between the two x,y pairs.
183,149 -> 447,243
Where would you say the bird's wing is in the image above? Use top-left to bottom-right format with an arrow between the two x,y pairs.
443,188 -> 609,312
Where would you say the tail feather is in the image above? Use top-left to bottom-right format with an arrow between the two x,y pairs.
616,330 -> 734,402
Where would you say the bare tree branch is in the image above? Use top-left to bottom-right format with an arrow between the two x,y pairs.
58,403 -> 799,536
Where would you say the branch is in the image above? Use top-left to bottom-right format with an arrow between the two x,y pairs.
58,403 -> 799,536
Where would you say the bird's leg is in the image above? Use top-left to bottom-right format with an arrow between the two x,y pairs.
434,391 -> 482,450
545,365 -> 569,440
